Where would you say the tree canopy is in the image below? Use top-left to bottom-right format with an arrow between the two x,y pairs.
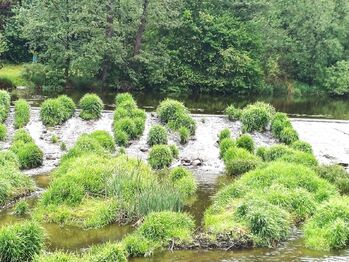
0,0 -> 348,95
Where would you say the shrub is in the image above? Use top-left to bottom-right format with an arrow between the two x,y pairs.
0,90 -> 11,123
279,127 -> 299,145
0,221 -> 45,261
291,140 -> 313,153
14,99 -> 30,129
157,99 -> 187,123
219,138 -> 236,158
225,105 -> 241,121
236,134 -> 255,153
316,165 -> 349,194
179,127 -> 190,145
86,242 -> 127,262
218,128 -> 231,143
324,60 -> 349,95
223,147 -> 261,175
271,112 -> 291,138
0,123 -> 6,141
11,129 -> 43,169
147,125 -> 168,146
114,129 -> 129,147
241,102 -> 274,132
304,197 -> 349,250
148,145 -> 174,169
79,93 -> 104,120
13,199 -> 29,216
88,130 -> 115,153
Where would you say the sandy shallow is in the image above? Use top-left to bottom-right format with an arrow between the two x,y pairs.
1,108 -> 348,182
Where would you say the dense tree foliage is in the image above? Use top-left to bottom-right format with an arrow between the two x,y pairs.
0,0 -> 349,95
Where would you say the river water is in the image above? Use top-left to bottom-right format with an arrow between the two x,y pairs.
11,88 -> 349,119
0,89 -> 349,261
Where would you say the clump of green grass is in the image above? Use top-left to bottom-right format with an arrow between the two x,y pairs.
88,130 -> 115,153
157,99 -> 196,139
147,124 -> 168,146
79,93 -> 104,120
85,242 -> 127,262
13,199 -> 29,216
0,90 -> 11,123
179,127 -> 190,144
36,131 -> 192,228
223,147 -> 261,175
0,221 -> 45,261
236,134 -> 255,153
122,211 -> 195,256
204,162 -> 338,247
258,144 -> 318,167
169,167 -> 197,198
270,112 -> 300,145
316,164 -> 349,194
10,129 -> 43,169
218,128 -> 231,143
291,140 -> 313,153
51,134 -> 59,144
304,197 -> 349,251
241,102 -> 275,132
0,123 -> 7,141
14,99 -> 30,129
0,151 -> 35,206
60,142 -> 67,151
148,144 -> 176,170
225,105 -> 241,121
219,137 -> 236,158
113,93 -> 146,146
40,95 -> 76,126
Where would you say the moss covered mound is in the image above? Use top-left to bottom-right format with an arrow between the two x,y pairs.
204,162 -> 338,247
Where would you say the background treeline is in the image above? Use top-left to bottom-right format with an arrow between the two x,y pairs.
1,0 -> 349,95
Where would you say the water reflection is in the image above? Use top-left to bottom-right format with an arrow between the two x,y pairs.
10,88 -> 349,119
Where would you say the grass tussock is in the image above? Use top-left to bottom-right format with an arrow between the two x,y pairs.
14,98 -> 30,129
204,162 -> 338,247
113,93 -> 146,146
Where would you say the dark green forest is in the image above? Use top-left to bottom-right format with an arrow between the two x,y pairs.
1,0 -> 349,95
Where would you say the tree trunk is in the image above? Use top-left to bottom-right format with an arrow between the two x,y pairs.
133,0 -> 149,56
99,1 -> 114,85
